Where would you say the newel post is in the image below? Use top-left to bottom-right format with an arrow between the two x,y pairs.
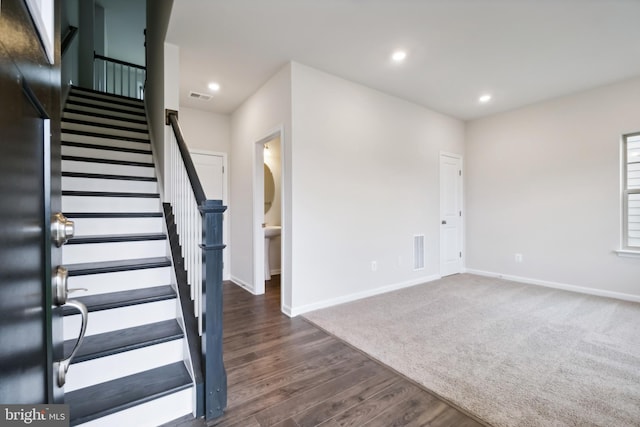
200,199 -> 227,419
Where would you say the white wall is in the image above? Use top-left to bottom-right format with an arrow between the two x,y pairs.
465,76 -> 640,299
230,64 -> 292,309
179,107 -> 231,280
179,107 -> 230,153
144,0 -> 173,189
289,62 -> 465,314
104,0 -> 146,66
160,41 -> 179,196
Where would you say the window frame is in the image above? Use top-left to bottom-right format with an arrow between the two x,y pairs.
622,132 -> 640,252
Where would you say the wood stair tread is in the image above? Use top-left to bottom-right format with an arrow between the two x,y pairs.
66,257 -> 171,276
63,212 -> 163,218
67,233 -> 166,244
62,171 -> 157,182
66,362 -> 191,426
66,319 -> 183,364
61,285 -> 175,315
62,190 -> 159,198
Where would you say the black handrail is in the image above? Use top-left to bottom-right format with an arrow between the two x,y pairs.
166,110 -> 227,419
62,26 -> 78,56
167,111 -> 206,204
94,52 -> 146,70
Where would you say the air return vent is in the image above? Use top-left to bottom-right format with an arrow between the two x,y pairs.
413,235 -> 425,270
188,91 -> 212,101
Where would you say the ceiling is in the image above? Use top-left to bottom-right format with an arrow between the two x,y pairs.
166,0 -> 640,121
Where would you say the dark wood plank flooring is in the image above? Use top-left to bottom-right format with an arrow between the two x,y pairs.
165,277 -> 486,427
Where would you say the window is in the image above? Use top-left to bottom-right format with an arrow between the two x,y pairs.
623,133 -> 640,251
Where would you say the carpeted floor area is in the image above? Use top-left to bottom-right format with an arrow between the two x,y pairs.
303,274 -> 640,427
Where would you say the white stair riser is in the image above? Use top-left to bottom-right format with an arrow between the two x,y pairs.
63,240 -> 167,264
70,91 -> 144,107
62,177 -> 158,193
62,145 -> 152,163
62,132 -> 150,151
62,160 -> 155,177
76,388 -> 192,427
63,299 -> 177,339
62,196 -> 160,213
65,339 -> 184,392
72,217 -> 163,236
67,95 -> 144,114
62,122 -> 148,141
63,112 -> 148,130
68,267 -> 171,297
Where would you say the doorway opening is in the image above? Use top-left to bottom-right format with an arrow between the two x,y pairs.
253,129 -> 284,310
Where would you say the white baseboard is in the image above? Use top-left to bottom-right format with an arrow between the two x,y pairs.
229,275 -> 257,295
281,303 -> 293,318
270,268 -> 281,276
465,268 -> 640,303
290,274 -> 441,317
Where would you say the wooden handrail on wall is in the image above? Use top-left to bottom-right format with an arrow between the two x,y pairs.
166,110 -> 227,420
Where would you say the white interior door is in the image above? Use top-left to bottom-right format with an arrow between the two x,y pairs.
440,153 -> 463,276
190,151 -> 228,279
190,152 -> 224,200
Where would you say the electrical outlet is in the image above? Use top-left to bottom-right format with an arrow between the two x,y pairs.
515,253 -> 523,263
371,261 -> 378,272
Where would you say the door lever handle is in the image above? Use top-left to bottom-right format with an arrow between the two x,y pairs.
53,266 -> 88,306
56,300 -> 88,387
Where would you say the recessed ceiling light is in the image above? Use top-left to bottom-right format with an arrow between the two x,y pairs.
208,82 -> 221,92
479,94 -> 492,104
391,50 -> 407,63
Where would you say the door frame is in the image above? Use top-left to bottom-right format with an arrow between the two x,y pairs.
189,149 -> 229,280
252,126 -> 286,306
439,151 -> 464,276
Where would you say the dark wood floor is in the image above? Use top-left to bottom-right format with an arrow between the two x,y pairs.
167,277 -> 486,427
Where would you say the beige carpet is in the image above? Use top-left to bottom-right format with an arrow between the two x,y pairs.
303,274 -> 640,427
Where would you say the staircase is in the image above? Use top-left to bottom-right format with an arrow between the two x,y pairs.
60,86 -> 193,426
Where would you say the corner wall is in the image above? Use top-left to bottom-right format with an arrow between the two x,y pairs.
144,0 -> 173,188
465,76 -> 640,299
230,64 -> 292,310
290,63 -> 465,314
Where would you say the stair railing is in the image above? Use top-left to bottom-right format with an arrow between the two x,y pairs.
93,52 -> 146,99
165,110 -> 227,420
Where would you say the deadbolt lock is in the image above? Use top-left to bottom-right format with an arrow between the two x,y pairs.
51,212 -> 74,247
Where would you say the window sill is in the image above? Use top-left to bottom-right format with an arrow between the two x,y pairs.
615,249 -> 640,258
